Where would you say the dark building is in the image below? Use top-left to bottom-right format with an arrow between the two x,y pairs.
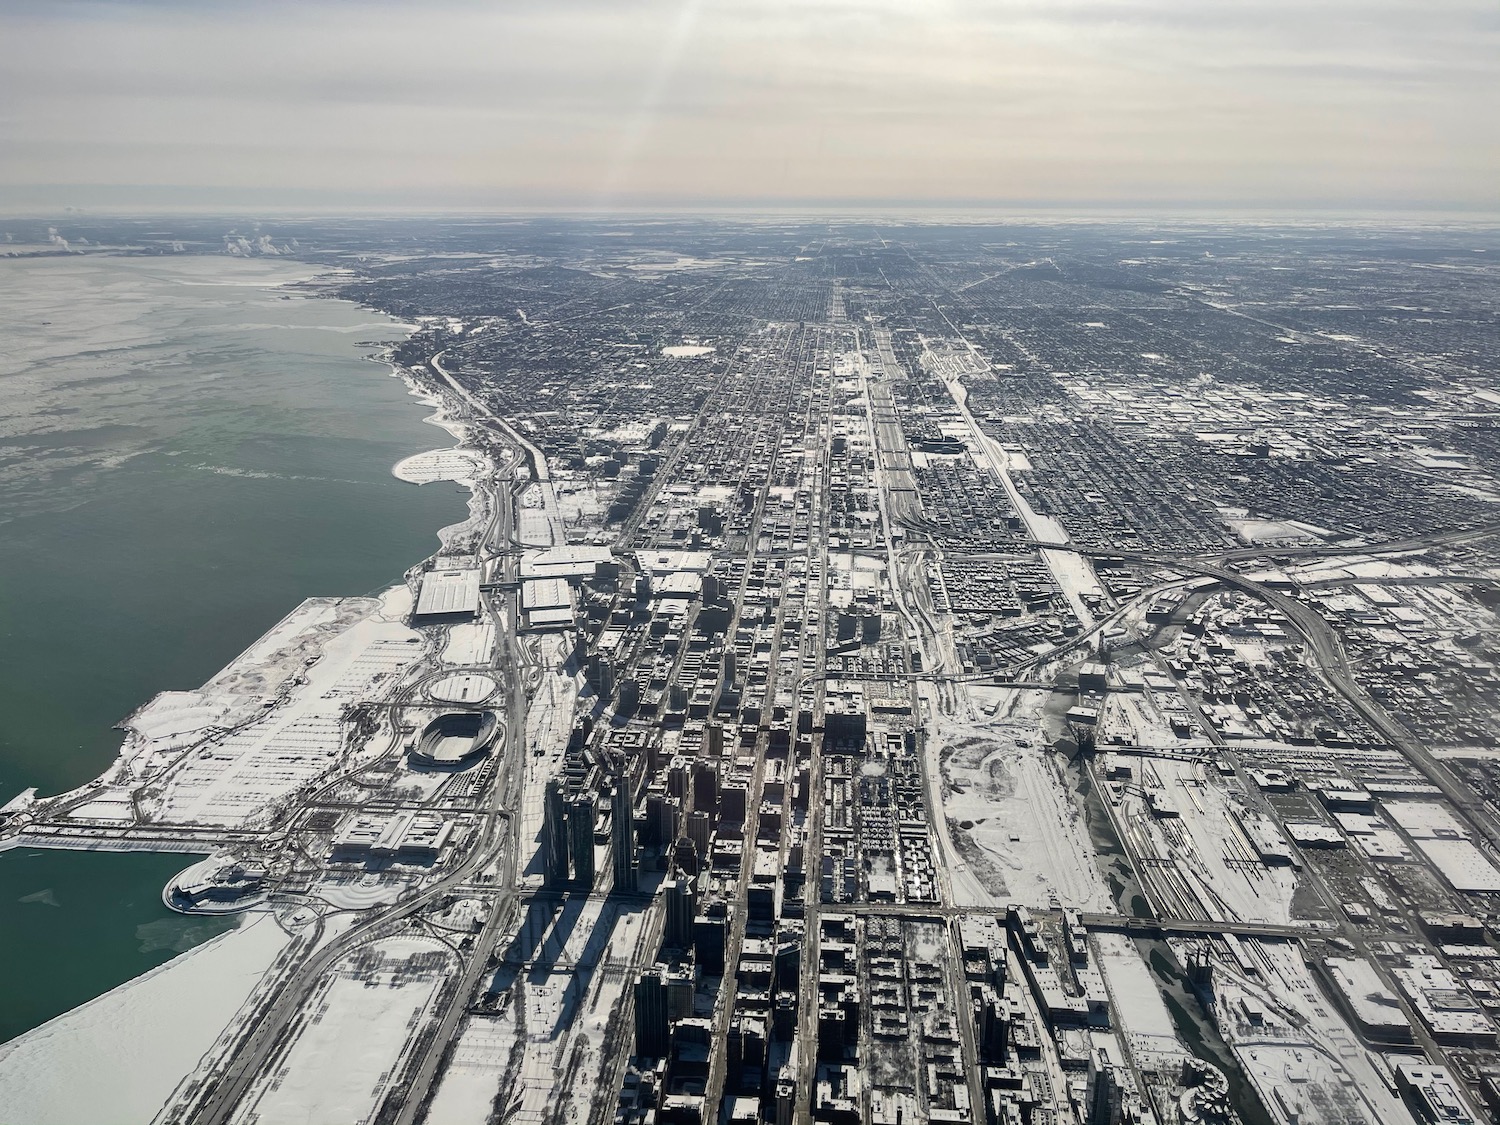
613,776 -> 639,894
543,777 -> 570,887
1087,1051 -> 1122,1125
692,760 -> 720,816
665,876 -> 697,951
694,913 -> 727,974
720,780 -> 748,825
569,793 -> 596,889
634,969 -> 669,1058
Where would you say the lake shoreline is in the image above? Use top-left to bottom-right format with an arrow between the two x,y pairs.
0,254 -> 471,1046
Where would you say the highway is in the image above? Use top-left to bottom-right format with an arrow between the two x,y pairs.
394,552 -> 528,1123
186,791 -> 517,1125
393,351 -> 554,1125
186,355 -> 534,1125
1172,557 -> 1500,856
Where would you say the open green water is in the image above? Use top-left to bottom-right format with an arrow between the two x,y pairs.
0,254 -> 465,1044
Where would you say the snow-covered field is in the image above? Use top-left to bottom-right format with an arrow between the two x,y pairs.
230,936 -> 454,1125
934,693 -> 1112,911
420,1013 -> 515,1125
427,899 -> 656,1125
442,621 -> 495,666
392,447 -> 487,486
428,672 -> 498,704
1092,932 -> 1188,1068
1039,546 -> 1103,627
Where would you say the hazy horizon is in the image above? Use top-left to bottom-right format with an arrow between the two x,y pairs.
3,0 -> 1497,216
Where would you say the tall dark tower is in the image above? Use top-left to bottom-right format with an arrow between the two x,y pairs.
633,969 -> 668,1058
612,771 -> 638,894
543,777 -> 570,887
664,875 -> 696,950
568,793 -> 595,890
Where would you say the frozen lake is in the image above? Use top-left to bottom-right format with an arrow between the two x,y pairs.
0,254 -> 467,1043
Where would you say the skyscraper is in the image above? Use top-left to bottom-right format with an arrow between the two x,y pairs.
612,774 -> 638,894
568,793 -> 595,890
543,777 -> 570,887
664,875 -> 696,950
633,969 -> 668,1059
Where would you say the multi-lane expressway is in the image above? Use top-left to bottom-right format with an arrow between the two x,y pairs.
188,365 -> 534,1125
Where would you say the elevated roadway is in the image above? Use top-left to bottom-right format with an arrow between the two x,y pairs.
837,901 -> 1355,942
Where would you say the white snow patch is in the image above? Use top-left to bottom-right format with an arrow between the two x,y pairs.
936,702 -> 1112,911
1093,933 -> 1188,1064
393,447 -> 487,485
442,621 -> 496,666
230,936 -> 452,1125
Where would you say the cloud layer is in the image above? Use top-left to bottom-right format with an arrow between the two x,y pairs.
1,0 -> 1497,211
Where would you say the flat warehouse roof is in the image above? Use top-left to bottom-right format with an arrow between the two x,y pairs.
415,569 -> 482,618
522,576 -> 571,610
1416,838 -> 1500,894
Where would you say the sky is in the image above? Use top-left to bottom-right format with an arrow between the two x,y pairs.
1,0 -> 1497,213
